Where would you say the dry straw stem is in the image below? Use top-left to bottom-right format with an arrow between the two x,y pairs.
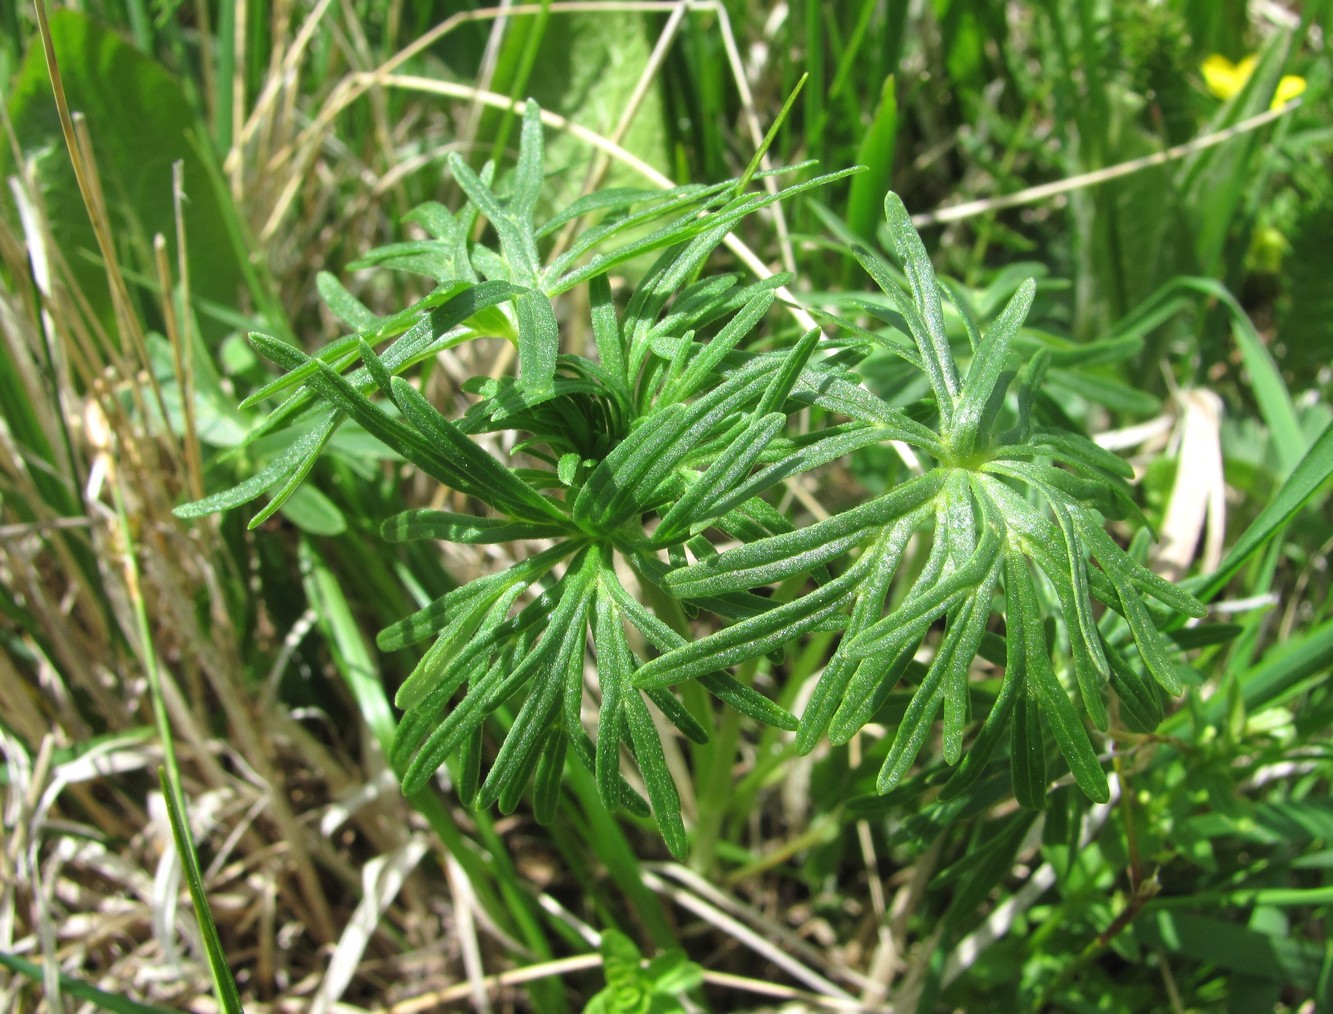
34,3 -> 341,944
5,12 -> 466,1002
386,952 -> 893,1013
243,1 -> 803,305
911,101 -> 1302,228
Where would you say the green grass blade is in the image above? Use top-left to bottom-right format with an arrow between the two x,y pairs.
845,74 -> 897,240
0,951 -> 181,1014
159,771 -> 245,1013
301,540 -> 396,751
111,470 -> 243,1011
735,72 -> 807,195
1195,419 -> 1333,602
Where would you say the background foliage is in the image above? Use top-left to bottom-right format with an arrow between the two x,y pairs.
1,1 -> 1330,1011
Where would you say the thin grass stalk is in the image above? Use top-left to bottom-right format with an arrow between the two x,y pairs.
171,162 -> 205,503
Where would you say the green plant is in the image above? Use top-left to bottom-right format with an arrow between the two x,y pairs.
180,102 -> 865,856
586,930 -> 702,1014
642,195 -> 1207,804
179,100 -> 1206,855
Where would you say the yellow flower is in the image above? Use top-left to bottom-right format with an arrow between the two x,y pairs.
1273,74 -> 1307,107
1201,53 -> 1306,110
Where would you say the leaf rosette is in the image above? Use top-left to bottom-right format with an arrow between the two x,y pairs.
177,102 -> 859,855
638,194 -> 1206,805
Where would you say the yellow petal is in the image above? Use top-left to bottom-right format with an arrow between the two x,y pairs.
1272,75 -> 1307,109
1202,54 -> 1243,99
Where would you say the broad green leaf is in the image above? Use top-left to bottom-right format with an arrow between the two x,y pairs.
6,9 -> 251,343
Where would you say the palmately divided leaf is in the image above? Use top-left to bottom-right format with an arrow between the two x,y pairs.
184,106 -> 1207,844
950,277 -> 1035,458
665,471 -> 946,599
1006,553 -> 1110,803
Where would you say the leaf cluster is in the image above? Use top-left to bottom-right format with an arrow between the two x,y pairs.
178,103 -> 1204,853
645,194 -> 1206,805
